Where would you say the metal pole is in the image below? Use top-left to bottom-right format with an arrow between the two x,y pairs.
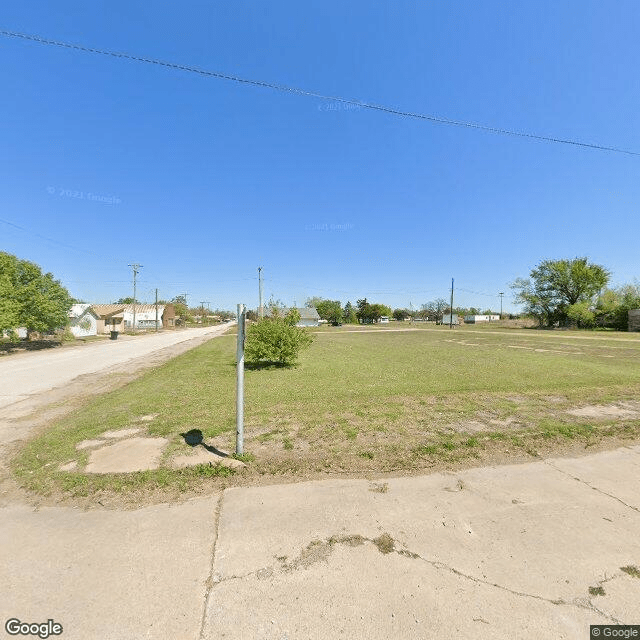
236,303 -> 245,456
258,267 -> 263,319
450,278 -> 454,329
155,288 -> 159,332
499,292 -> 504,319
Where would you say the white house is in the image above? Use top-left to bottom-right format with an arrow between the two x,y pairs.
464,314 -> 500,324
122,305 -> 167,330
68,304 -> 99,337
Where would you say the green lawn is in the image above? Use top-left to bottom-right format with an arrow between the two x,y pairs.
13,324 -> 640,499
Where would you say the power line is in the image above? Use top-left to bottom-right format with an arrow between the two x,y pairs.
2,29 -> 638,157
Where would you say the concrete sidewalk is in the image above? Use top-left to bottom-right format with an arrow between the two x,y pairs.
2,446 -> 639,639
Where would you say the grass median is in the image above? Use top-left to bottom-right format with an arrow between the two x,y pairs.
12,324 -> 640,502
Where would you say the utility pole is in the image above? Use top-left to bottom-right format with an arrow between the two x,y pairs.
182,293 -> 189,327
258,267 -> 264,319
128,263 -> 142,333
450,278 -> 454,329
155,288 -> 159,332
499,292 -> 504,319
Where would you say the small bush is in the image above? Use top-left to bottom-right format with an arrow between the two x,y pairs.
244,316 -> 313,366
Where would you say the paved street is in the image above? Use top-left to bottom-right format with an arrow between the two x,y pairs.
0,324 -> 231,409
2,448 -> 639,639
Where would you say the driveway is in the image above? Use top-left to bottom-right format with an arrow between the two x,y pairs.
0,324 -> 231,409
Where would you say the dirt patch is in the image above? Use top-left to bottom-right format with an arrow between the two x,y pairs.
372,533 -> 395,554
567,405 -> 640,419
170,447 -> 245,470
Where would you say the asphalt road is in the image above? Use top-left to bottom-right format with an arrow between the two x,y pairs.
0,324 -> 231,409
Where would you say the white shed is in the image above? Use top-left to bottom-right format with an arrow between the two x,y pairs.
69,304 -> 99,337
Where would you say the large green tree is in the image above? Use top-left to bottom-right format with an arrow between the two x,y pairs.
0,252 -> 73,337
315,299 -> 342,323
511,257 -> 610,327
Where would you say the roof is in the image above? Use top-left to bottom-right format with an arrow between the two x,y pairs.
91,304 -> 126,318
91,304 -> 167,317
69,303 -> 99,319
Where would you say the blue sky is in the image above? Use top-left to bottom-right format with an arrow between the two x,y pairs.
1,1 -> 639,313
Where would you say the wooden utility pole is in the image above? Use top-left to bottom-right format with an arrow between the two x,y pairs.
155,288 -> 159,332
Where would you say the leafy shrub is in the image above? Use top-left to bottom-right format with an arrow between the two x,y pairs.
244,315 -> 313,366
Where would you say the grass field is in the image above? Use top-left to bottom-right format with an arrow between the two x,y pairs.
13,323 -> 640,501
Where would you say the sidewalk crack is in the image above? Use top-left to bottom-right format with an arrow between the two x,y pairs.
198,490 -> 224,640
543,459 -> 639,514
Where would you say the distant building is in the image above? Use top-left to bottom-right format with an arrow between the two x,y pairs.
378,316 -> 390,324
293,307 -> 320,327
92,304 -> 175,333
441,314 -> 459,325
68,304 -> 99,337
464,314 -> 500,324
267,307 -> 320,327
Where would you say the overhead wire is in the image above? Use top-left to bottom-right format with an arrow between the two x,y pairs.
1,29 -> 638,156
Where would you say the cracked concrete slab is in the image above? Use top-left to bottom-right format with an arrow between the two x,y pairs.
206,543 -> 602,640
546,446 -> 640,511
204,448 -> 640,639
1,496 -> 219,640
85,436 -> 168,473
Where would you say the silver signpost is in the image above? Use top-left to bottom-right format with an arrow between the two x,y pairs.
236,303 -> 245,456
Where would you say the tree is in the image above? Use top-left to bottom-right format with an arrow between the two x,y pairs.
393,308 -> 411,321
595,283 -> 640,330
172,298 -> 193,325
244,316 -> 313,366
356,299 -> 374,323
369,303 -> 392,321
116,297 -> 135,304
342,301 -> 357,324
315,299 -> 342,324
511,257 -> 610,327
419,298 -> 448,321
0,252 -> 73,338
